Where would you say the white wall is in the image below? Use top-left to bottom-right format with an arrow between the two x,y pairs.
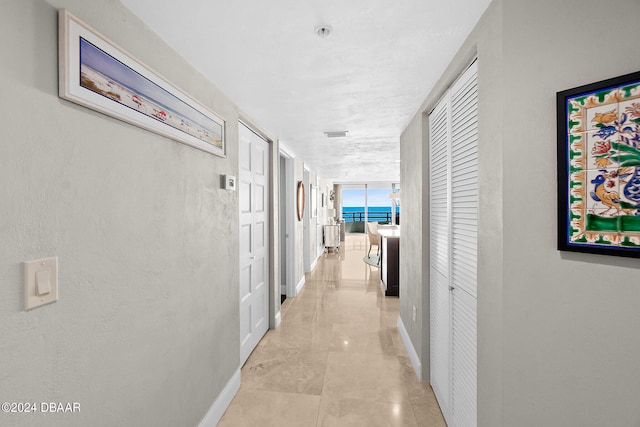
294,158 -> 305,287
399,112 -> 428,376
0,1 -> 244,426
302,168 -> 320,272
267,133 -> 281,329
318,179 -> 334,257
400,0 -> 640,425
500,1 -> 640,425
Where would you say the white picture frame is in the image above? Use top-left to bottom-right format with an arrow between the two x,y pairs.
58,9 -> 225,157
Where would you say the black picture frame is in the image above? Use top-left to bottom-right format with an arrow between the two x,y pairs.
557,70 -> 640,258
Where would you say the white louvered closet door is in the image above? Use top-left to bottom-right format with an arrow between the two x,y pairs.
450,61 -> 478,427
429,92 -> 452,419
429,60 -> 478,427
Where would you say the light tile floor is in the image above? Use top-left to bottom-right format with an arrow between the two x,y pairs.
218,234 -> 446,427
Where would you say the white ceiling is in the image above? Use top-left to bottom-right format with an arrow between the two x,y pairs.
120,0 -> 491,183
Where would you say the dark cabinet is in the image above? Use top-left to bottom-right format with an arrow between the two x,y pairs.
379,229 -> 400,297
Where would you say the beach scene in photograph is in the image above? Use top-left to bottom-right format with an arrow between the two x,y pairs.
79,37 -> 223,148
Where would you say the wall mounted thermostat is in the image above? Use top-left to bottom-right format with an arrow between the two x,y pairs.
224,175 -> 236,191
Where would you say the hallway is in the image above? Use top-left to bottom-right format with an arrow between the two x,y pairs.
219,234 -> 445,426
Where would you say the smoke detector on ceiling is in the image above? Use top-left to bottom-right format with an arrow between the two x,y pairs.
316,26 -> 332,39
324,131 -> 348,138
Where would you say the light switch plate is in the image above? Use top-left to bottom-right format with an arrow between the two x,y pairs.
24,257 -> 58,310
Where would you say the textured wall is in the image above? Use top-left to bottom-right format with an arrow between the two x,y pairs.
401,0 -> 640,425
309,170 -> 317,264
399,113 -> 426,376
294,158 -> 305,286
399,0 -> 500,386
0,1 -> 241,426
500,1 -> 640,425
318,178 -> 333,257
269,138 -> 281,327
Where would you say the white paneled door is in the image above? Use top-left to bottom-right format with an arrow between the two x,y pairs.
239,123 -> 270,366
429,60 -> 478,427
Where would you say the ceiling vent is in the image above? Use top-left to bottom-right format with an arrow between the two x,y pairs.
324,131 -> 348,138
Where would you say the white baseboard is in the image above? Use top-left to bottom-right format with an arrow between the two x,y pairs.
310,257 -> 318,271
397,316 -> 422,379
274,310 -> 282,328
295,276 -> 306,295
198,368 -> 241,427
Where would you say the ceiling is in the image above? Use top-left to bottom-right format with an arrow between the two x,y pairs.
119,0 -> 491,183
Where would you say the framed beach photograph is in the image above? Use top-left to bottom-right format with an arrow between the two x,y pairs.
557,70 -> 640,258
58,9 -> 225,157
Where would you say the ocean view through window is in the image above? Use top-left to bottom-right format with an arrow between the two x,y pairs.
341,185 -> 400,232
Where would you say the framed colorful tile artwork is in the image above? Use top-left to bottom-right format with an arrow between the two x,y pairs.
557,70 -> 640,258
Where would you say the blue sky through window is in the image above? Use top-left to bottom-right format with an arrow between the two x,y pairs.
342,188 -> 391,207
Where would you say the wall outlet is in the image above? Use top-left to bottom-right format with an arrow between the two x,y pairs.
412,305 -> 417,323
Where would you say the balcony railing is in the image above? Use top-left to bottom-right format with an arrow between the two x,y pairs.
341,211 -> 399,224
